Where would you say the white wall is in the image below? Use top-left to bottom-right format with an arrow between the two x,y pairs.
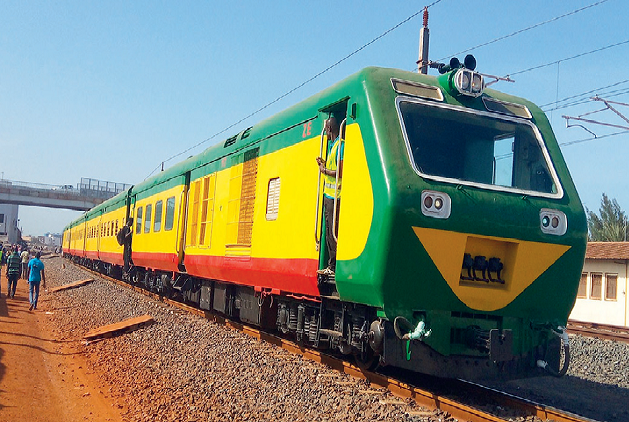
569,259 -> 628,326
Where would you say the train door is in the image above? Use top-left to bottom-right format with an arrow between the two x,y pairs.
315,99 -> 348,280
177,171 -> 191,270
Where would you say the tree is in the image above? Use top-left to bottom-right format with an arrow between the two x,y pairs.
587,193 -> 628,241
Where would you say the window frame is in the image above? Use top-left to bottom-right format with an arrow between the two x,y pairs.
136,207 -> 143,234
266,177 -> 281,221
144,204 -> 153,234
165,196 -> 176,231
605,273 -> 618,301
395,96 -> 564,199
590,272 -> 603,300
577,272 -> 587,299
154,200 -> 163,233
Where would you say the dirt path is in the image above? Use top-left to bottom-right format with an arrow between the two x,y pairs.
0,274 -> 122,422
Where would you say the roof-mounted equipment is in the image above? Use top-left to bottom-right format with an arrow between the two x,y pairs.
435,55 -> 485,98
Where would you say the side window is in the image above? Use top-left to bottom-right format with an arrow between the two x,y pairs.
154,201 -> 163,232
577,273 -> 587,298
165,197 -> 175,231
606,274 -> 618,301
266,177 -> 280,220
136,207 -> 143,234
590,273 -> 602,300
144,204 -> 153,233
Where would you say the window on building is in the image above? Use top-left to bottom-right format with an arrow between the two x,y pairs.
144,204 -> 153,233
606,274 -> 618,301
590,273 -> 602,300
154,200 -> 163,232
0,214 -> 4,223
577,273 -> 587,298
165,197 -> 175,231
136,207 -> 143,234
266,177 -> 280,220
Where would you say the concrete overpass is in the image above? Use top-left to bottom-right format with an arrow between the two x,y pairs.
0,178 -> 132,211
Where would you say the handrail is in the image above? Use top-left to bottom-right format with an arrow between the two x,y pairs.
332,118 -> 347,243
314,127 -> 327,250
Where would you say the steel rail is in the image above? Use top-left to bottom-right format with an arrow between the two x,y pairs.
567,320 -> 629,343
68,261 -> 594,422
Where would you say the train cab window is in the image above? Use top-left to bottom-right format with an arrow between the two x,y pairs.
136,207 -> 143,234
165,197 -> 175,231
397,100 -> 560,197
154,200 -> 163,232
144,204 -> 153,233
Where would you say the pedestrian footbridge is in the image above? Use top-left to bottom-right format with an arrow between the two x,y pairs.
0,178 -> 131,211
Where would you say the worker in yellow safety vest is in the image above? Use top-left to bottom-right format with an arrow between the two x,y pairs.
316,117 -> 344,277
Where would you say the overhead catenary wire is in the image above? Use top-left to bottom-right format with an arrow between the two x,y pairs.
145,0 -> 447,180
433,0 -> 610,64
540,79 -> 629,110
559,130 -> 629,147
507,39 -> 629,78
543,88 -> 629,113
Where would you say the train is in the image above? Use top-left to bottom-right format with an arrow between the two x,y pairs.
63,58 -> 587,381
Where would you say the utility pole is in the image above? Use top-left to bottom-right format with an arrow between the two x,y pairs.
417,7 -> 429,74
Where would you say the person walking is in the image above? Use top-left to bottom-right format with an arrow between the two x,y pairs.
27,252 -> 46,310
6,246 -> 22,299
0,244 -> 6,287
20,248 -> 29,279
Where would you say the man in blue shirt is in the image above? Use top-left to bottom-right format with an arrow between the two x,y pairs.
27,252 -> 46,310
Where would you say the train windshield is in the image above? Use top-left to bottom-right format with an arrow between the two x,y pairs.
397,100 -> 560,196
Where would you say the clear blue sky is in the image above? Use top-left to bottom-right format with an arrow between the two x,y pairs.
1,0 -> 627,236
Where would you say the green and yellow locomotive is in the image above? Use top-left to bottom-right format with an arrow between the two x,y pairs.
63,59 -> 587,380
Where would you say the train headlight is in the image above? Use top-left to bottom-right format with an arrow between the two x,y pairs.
421,190 -> 451,219
540,209 -> 567,236
453,69 -> 484,98
471,73 -> 483,94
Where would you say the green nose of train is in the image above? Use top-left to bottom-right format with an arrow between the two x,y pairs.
332,65 -> 586,379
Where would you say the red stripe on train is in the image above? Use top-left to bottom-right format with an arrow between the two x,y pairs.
185,254 -> 320,297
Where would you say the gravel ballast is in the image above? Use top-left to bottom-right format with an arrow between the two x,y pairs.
42,256 -> 629,422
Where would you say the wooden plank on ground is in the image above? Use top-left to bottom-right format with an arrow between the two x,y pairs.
50,278 -> 94,293
83,315 -> 154,341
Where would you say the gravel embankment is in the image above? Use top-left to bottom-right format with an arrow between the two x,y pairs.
484,334 -> 629,422
42,257 -> 451,422
42,256 -> 629,422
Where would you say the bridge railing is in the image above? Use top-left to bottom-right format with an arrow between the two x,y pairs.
0,178 -> 132,200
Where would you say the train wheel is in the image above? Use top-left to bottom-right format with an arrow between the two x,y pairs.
355,348 -> 379,372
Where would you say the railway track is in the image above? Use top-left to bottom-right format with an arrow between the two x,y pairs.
70,260 -> 595,422
567,320 -> 629,343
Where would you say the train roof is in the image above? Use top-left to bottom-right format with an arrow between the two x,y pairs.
64,65 -> 547,231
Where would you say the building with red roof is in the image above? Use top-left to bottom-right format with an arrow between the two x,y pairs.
569,242 -> 629,326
